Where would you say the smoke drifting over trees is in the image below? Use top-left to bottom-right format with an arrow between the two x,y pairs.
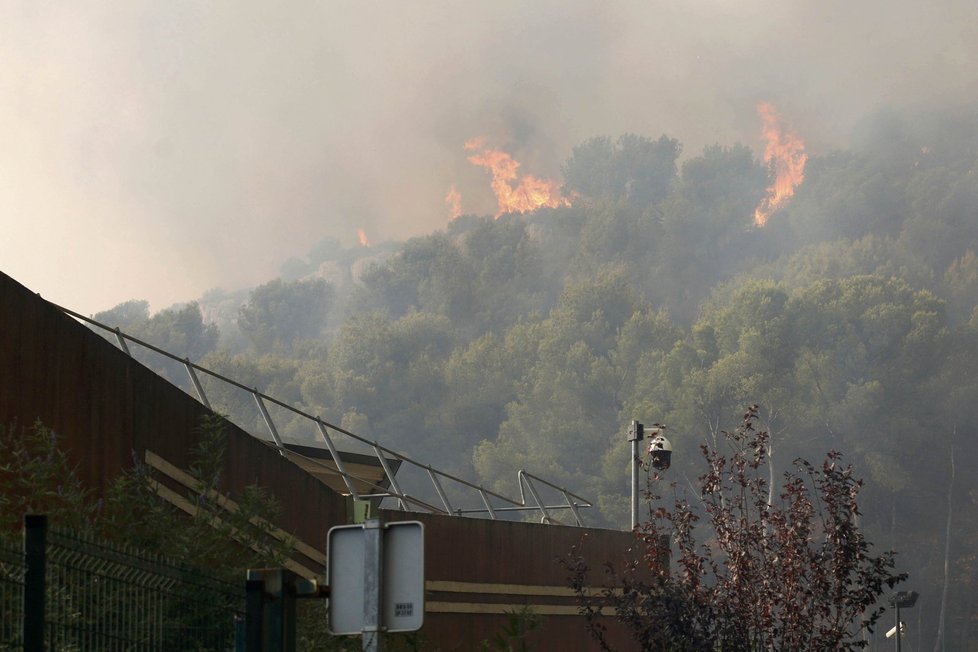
4,1 -> 978,311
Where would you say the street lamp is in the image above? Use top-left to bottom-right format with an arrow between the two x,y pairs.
628,420 -> 672,530
889,590 -> 918,652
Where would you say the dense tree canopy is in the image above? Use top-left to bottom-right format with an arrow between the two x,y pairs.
238,277 -> 335,351
562,134 -> 681,207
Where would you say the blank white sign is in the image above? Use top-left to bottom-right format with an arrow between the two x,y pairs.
327,521 -> 424,635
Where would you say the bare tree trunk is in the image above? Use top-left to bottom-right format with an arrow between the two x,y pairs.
932,431 -> 955,652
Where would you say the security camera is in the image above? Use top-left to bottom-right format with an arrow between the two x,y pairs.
648,432 -> 672,470
885,622 -> 906,639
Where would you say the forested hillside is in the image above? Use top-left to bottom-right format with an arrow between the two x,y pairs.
96,107 -> 978,647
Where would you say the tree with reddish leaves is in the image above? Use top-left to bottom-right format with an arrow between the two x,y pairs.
567,406 -> 907,651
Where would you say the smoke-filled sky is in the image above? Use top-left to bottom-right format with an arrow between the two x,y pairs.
3,1 -> 977,315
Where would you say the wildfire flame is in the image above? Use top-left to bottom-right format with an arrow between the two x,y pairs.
445,185 -> 462,220
753,102 -> 807,227
357,228 -> 370,247
464,137 -> 570,216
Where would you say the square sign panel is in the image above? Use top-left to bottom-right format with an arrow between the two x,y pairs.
327,521 -> 424,635
327,524 -> 365,635
381,521 -> 424,631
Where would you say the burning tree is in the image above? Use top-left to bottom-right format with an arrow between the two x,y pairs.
463,137 -> 571,216
567,406 -> 906,651
753,102 -> 807,227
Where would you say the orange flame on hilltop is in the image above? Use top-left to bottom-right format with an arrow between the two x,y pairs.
445,185 -> 462,220
754,102 -> 807,227
464,138 -> 570,216
357,228 -> 370,247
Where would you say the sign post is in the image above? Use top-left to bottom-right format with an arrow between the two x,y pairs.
362,520 -> 382,652
327,520 -> 424,651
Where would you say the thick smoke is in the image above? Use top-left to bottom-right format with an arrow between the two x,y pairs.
2,0 -> 977,313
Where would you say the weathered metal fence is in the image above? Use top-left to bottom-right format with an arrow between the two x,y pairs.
0,515 -> 244,651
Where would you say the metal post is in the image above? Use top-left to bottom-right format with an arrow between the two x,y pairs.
561,488 -> 584,526
246,578 -> 265,652
23,514 -> 47,652
317,419 -> 360,499
253,392 -> 286,454
283,576 -> 297,652
246,569 -> 298,652
234,615 -> 246,652
628,421 -> 644,530
890,590 -> 916,652
519,473 -> 552,524
426,467 -> 453,515
895,604 -> 901,652
185,359 -> 211,409
373,445 -> 408,511
478,488 -> 497,520
362,519 -> 384,652
114,327 -> 131,356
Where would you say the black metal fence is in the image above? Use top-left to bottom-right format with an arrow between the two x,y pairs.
1,515 -> 245,651
0,531 -> 24,650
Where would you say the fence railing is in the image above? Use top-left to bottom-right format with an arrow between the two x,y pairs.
0,515 -> 244,651
0,535 -> 23,650
55,303 -> 593,526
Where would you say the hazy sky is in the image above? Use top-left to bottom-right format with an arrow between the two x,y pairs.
3,1 -> 977,315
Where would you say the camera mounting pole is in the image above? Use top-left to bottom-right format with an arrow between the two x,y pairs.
890,590 -> 918,652
628,420 -> 644,530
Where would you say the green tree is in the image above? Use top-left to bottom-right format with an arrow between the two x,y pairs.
0,421 -> 99,532
355,234 -> 474,323
239,277 -> 335,351
93,301 -> 220,389
651,144 -> 768,321
199,348 -> 305,437
460,216 -> 550,335
437,333 -> 519,475
562,134 -> 681,207
943,249 -> 978,324
473,271 -> 660,524
93,299 -> 151,329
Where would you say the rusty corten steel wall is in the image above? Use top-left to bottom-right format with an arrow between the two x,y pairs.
0,270 -> 347,547
386,510 -> 642,650
1,270 -> 644,649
